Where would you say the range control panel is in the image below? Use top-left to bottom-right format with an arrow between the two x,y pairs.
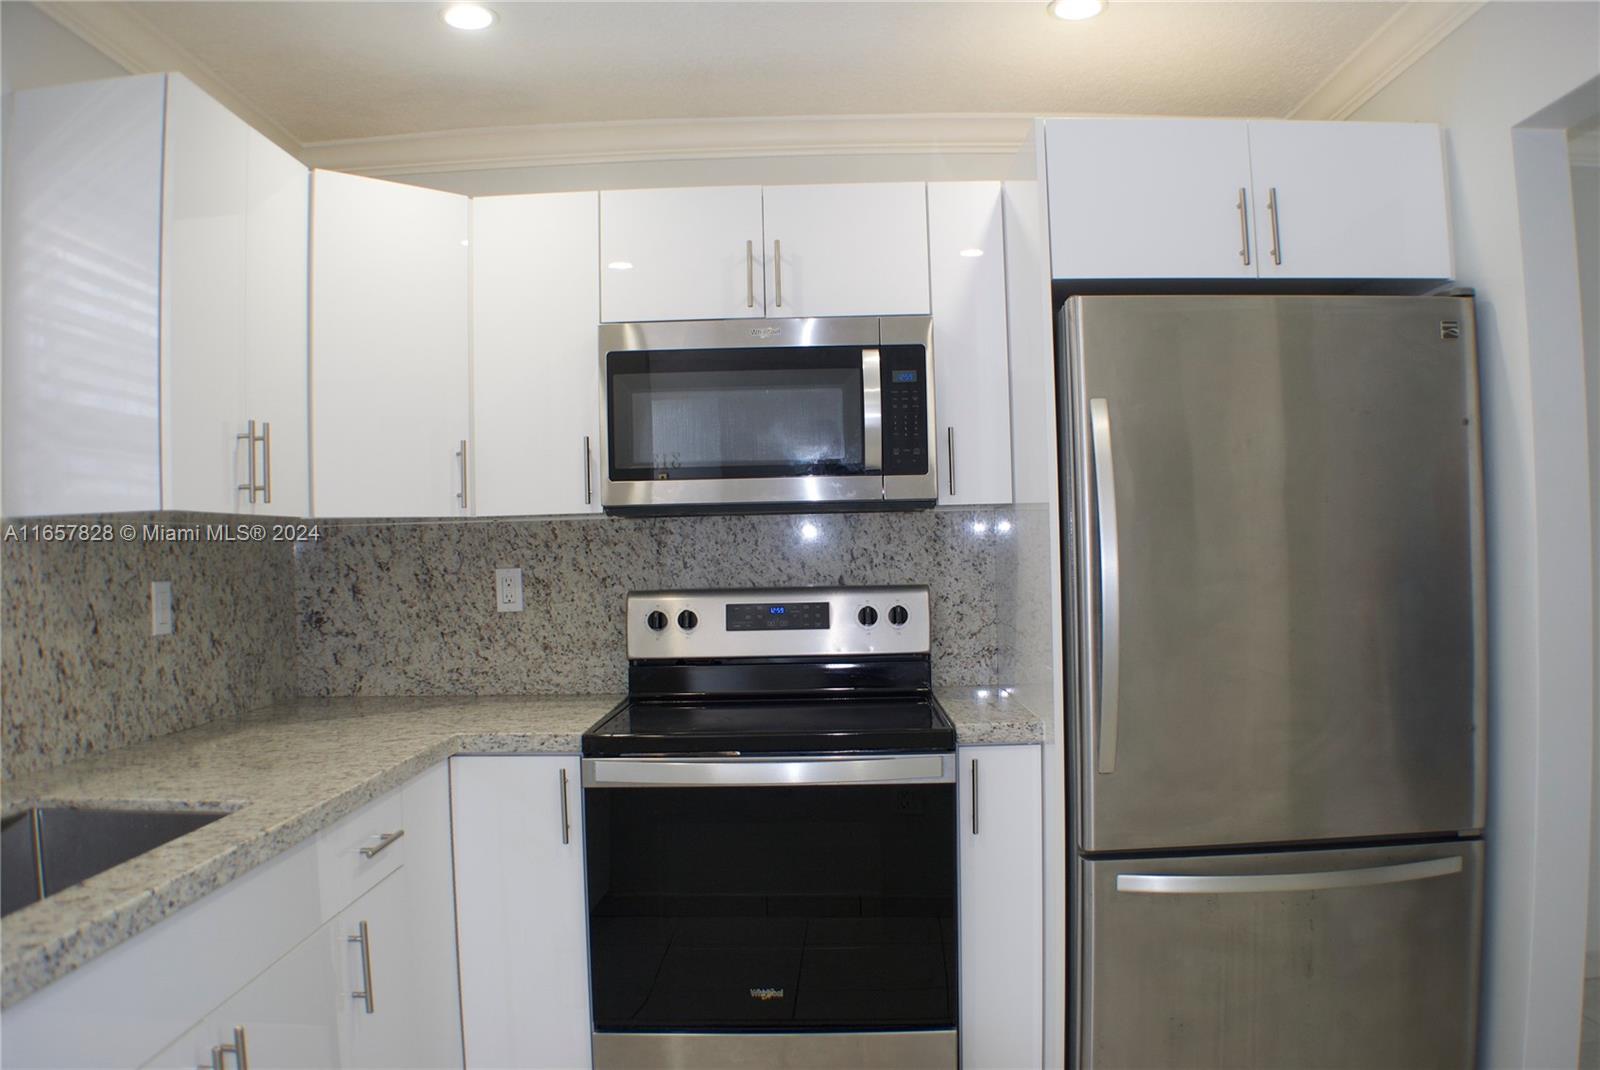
628,586 -> 930,660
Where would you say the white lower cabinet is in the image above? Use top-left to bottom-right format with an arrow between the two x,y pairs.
959,744 -> 1044,1070
451,755 -> 591,1070
336,871 -> 420,1068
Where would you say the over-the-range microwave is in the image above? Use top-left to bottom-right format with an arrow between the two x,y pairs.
598,316 -> 937,514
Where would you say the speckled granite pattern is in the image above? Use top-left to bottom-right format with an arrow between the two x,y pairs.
1,689 -> 1035,1006
0,694 -> 620,1007
937,686 -> 1046,744
296,510 -> 1004,696
2,513 -> 297,779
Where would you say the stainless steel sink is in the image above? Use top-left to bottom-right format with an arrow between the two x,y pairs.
0,807 -> 226,917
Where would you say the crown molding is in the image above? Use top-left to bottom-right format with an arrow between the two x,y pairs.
1288,1 -> 1485,120
31,0 -> 302,156
298,113 -> 1040,176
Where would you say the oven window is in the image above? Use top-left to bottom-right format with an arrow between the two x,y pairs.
585,783 -> 957,1032
606,347 -> 866,480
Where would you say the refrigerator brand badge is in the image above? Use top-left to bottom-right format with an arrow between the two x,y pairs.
1440,321 -> 1461,340
749,987 -> 785,1001
750,327 -> 781,339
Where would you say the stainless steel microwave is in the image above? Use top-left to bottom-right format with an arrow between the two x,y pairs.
598,316 -> 937,514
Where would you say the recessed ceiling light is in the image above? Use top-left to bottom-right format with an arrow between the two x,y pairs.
959,248 -> 985,258
442,4 -> 496,30
607,261 -> 634,271
1048,0 -> 1104,20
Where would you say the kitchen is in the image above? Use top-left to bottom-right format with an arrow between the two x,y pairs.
0,2 -> 1596,1069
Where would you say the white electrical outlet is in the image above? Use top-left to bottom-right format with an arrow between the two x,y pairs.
150,581 -> 173,636
495,568 -> 523,613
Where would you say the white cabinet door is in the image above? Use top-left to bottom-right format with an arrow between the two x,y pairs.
1044,119 -> 1256,280
472,193 -> 601,516
336,870 -> 421,1069
160,74 -> 250,516
959,745 -> 1043,1070
311,170 -> 470,518
400,762 -> 466,1069
242,129 -> 310,517
142,922 -> 342,1070
928,182 -> 1012,506
1248,120 -> 1453,280
452,756 -> 591,1070
600,186 -> 764,322
761,182 -> 931,317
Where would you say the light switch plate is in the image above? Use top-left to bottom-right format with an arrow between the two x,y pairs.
495,568 -> 523,613
150,581 -> 173,636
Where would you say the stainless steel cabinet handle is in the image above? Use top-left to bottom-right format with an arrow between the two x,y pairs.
584,754 -> 952,788
1089,398 -> 1121,774
349,920 -> 375,1013
236,420 -> 266,504
1117,856 -> 1463,896
947,427 -> 956,496
560,767 -> 571,844
359,829 -> 404,858
583,435 -> 593,505
746,239 -> 755,309
260,422 -> 271,505
208,1027 -> 248,1070
1266,186 -> 1282,266
773,238 -> 783,308
456,439 -> 469,511
1235,188 -> 1251,266
970,758 -> 979,835
862,348 -> 882,473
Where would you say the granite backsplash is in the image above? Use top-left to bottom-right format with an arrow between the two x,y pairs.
295,509 -> 1005,696
3,508 -> 1004,776
2,514 -> 298,779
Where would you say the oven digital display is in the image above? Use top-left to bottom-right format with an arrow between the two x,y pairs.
726,602 -> 830,630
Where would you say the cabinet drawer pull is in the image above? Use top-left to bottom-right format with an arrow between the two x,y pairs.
746,239 -> 755,309
359,829 -> 404,858
260,421 -> 272,505
560,767 -> 571,845
1267,186 -> 1282,266
236,421 -> 267,504
583,435 -> 593,505
349,920 -> 375,1013
947,427 -> 956,497
970,758 -> 979,835
773,238 -> 783,308
456,439 -> 469,511
207,1026 -> 248,1070
1235,188 -> 1251,267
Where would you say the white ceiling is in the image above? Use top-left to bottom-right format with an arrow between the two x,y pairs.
90,1 -> 1419,145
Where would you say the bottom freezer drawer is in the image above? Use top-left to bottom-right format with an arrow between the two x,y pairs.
1078,840 -> 1482,1070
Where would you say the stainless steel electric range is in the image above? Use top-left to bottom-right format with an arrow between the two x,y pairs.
582,586 -> 958,1070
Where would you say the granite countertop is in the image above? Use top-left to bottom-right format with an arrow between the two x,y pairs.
1,688 -> 1042,1008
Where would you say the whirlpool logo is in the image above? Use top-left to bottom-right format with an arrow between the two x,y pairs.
749,327 -> 781,339
749,987 -> 786,1001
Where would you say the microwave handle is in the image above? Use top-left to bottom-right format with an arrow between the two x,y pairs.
862,347 -> 882,472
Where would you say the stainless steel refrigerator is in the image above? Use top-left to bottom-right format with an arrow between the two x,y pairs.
1057,295 -> 1486,1069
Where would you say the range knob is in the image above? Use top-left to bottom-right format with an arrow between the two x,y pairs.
857,606 -> 878,627
888,605 -> 910,627
646,610 -> 669,632
677,609 -> 699,631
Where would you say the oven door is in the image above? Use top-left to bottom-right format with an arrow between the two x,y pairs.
582,754 -> 958,1051
598,317 -> 935,512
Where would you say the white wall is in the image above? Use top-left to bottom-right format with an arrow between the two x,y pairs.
1354,5 -> 1599,1067
1576,157 -> 1600,979
0,2 -> 126,95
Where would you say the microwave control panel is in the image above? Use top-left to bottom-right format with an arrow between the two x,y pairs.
881,345 -> 929,476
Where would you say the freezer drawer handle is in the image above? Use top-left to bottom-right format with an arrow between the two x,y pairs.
1089,398 -> 1121,774
583,754 -> 952,788
1115,856 -> 1463,895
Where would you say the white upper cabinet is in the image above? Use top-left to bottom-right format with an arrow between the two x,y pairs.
761,182 -> 931,318
928,182 -> 1013,506
1247,120 -> 1453,280
1045,118 -> 1257,280
600,185 -> 765,322
311,170 -> 471,519
959,744 -> 1044,1070
2,73 -> 309,518
452,756 -> 592,1070
472,193 -> 602,516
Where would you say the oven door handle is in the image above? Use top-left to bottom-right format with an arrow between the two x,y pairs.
862,347 -> 882,473
582,754 -> 952,788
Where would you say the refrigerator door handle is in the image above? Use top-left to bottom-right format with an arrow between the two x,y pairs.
1115,855 -> 1463,895
1089,397 -> 1121,774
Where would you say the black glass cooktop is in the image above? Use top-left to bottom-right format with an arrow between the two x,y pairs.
583,697 -> 956,757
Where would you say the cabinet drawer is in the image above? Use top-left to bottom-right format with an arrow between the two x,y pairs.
316,790 -> 407,916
